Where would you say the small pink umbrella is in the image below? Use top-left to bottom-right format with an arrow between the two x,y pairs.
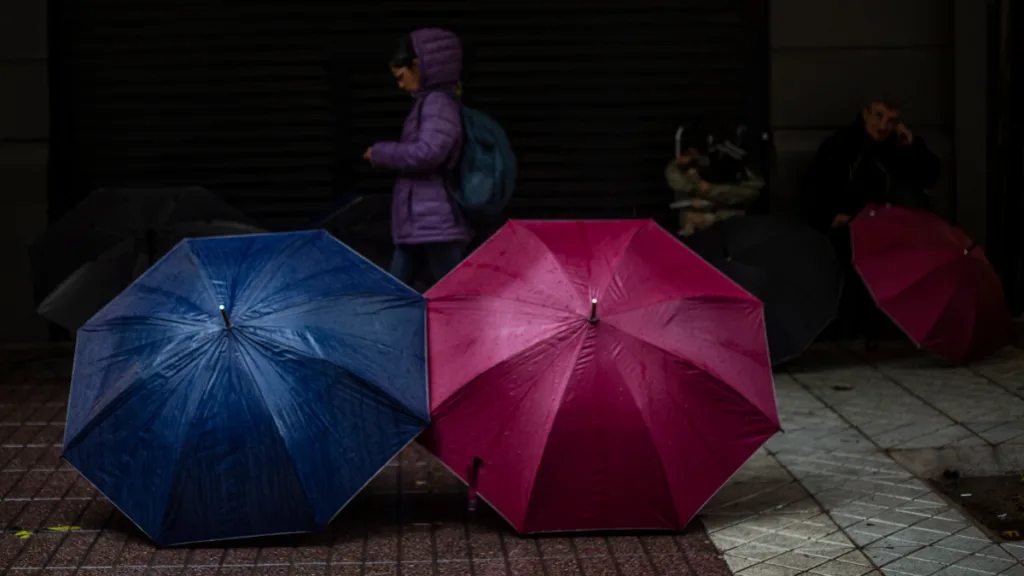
851,203 -> 1011,363
422,219 -> 779,533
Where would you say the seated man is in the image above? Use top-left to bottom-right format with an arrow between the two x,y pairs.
801,98 -> 941,342
801,98 -> 941,234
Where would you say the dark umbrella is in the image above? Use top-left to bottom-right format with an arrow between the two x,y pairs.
690,215 -> 843,365
31,187 -> 265,332
305,194 -> 393,268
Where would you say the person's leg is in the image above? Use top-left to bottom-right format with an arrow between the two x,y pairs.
425,241 -> 468,286
389,244 -> 417,286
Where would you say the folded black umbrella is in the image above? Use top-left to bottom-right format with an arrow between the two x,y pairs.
689,215 -> 843,365
31,187 -> 265,332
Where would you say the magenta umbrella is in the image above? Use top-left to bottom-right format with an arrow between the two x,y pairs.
422,220 -> 779,533
851,203 -> 1011,363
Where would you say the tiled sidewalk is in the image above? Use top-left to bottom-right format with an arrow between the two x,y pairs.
703,343 -> 1024,576
0,347 -> 730,576
7,343 -> 1024,576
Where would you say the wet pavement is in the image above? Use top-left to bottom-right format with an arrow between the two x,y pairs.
0,345 -> 730,576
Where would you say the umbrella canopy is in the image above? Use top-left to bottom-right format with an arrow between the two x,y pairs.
63,230 -> 428,546
423,219 -> 779,533
690,215 -> 843,364
38,220 -> 265,332
32,187 -> 265,331
851,203 -> 1011,363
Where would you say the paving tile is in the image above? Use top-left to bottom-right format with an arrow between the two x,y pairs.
543,557 -> 582,576
576,557 -> 616,576
950,551 -> 1015,574
48,531 -> 100,567
16,325 -> 1024,576
736,564 -> 801,576
810,559 -> 875,576
764,549 -> 831,571
878,555 -> 945,575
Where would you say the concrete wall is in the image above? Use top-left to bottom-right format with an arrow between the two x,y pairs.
770,0 -> 955,220
953,1 -> 990,244
0,2 -> 49,343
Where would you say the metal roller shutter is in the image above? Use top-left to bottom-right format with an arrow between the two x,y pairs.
50,0 -> 768,233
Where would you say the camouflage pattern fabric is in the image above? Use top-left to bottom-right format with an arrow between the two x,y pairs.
665,160 -> 764,237
665,162 -> 764,206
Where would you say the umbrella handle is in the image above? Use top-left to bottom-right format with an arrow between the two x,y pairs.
467,457 -> 482,512
219,305 -> 232,328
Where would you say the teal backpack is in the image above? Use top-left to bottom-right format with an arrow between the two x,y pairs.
416,91 -> 517,218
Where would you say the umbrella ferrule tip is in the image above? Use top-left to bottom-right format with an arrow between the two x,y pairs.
589,299 -> 598,323
218,305 -> 232,328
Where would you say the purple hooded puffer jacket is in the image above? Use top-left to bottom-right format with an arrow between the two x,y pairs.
371,28 -> 471,245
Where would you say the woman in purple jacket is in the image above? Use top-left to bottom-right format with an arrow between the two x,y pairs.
363,29 -> 470,288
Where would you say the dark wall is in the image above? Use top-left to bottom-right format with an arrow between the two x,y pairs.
986,0 -> 1024,313
49,1 -> 769,233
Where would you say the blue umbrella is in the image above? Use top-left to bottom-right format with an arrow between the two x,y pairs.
62,230 -> 428,546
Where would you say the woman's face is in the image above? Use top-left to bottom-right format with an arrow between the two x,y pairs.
392,65 -> 420,93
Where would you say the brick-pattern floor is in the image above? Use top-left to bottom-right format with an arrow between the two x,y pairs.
0,346 -> 732,576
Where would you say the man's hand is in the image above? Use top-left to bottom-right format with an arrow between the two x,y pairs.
896,123 -> 913,145
831,213 -> 851,228
363,147 -> 374,163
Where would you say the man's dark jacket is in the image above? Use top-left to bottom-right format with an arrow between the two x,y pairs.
801,116 -> 941,233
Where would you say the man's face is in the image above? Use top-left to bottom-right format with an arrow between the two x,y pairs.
392,65 -> 420,93
862,103 -> 901,142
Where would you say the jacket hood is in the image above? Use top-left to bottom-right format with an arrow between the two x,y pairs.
410,28 -> 462,90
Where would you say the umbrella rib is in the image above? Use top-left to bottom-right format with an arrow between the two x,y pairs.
516,327 -> 591,525
854,251 -> 964,347
242,324 -> 416,371
915,261 -> 989,358
595,224 -> 647,304
431,293 -> 584,320
85,315 -> 212,333
229,235 -> 313,310
64,332 -> 214,449
430,320 -> 584,419
600,353 -> 682,523
228,336 -> 317,516
179,244 -> 223,311
242,293 -> 420,324
155,342 -> 230,538
862,251 -> 962,307
78,329 -> 205,370
603,294 -> 761,322
603,324 -> 777,523
516,222 -> 598,306
601,321 -> 778,430
236,328 -> 426,423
